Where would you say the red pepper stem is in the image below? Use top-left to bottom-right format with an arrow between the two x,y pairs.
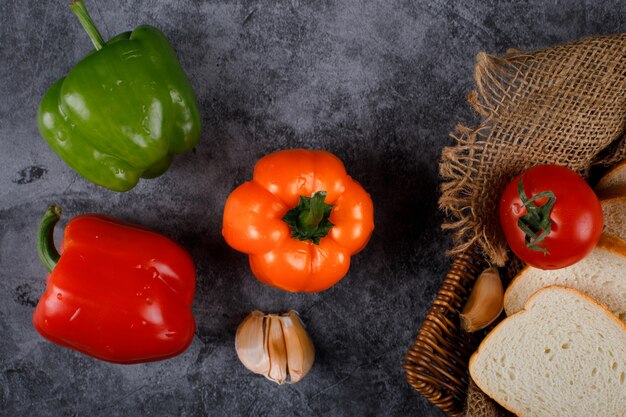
299,191 -> 327,233
70,0 -> 105,50
38,205 -> 62,273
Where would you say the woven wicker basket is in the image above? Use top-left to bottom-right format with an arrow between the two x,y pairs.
403,251 -> 487,417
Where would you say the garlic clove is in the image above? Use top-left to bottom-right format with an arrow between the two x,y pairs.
235,311 -> 270,375
280,311 -> 315,383
460,267 -> 504,333
235,310 -> 315,384
266,315 -> 289,384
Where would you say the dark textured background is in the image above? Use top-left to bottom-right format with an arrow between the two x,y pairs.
0,1 -> 624,416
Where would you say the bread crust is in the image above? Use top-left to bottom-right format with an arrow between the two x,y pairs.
593,233 -> 626,256
597,184 -> 626,200
595,160 -> 626,199
595,160 -> 626,188
470,286 -> 626,417
600,194 -> 626,205
503,233 -> 626,311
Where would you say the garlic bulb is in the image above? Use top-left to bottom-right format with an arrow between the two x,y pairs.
460,267 -> 504,332
235,310 -> 315,384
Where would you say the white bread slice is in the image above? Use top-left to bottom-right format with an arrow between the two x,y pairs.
504,234 -> 626,321
470,287 -> 626,417
602,196 -> 626,241
596,160 -> 626,199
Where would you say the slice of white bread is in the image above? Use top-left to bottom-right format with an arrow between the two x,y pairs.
470,287 -> 626,417
595,160 -> 626,199
504,234 -> 626,322
602,196 -> 626,241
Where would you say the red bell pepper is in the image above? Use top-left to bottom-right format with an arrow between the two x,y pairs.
33,205 -> 196,364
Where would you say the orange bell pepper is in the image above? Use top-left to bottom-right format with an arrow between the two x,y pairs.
222,149 -> 374,292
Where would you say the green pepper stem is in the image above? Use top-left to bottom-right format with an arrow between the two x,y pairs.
38,205 -> 62,273
70,0 -> 105,50
299,191 -> 327,232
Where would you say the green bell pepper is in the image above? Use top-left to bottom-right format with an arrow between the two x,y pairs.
38,0 -> 201,192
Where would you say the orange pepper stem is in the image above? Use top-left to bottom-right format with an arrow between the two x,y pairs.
299,191 -> 327,232
282,191 -> 334,245
38,205 -> 62,273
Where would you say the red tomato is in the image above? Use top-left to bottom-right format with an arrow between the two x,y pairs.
499,165 -> 603,270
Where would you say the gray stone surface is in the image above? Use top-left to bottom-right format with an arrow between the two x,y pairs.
0,1 -> 623,416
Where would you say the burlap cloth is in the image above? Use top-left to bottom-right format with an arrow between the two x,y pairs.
438,33 -> 626,417
440,33 -> 626,267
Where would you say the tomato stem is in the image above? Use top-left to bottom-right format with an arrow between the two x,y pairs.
38,205 -> 62,272
282,191 -> 334,245
517,177 -> 556,254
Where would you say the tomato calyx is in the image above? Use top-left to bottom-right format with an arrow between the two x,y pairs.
516,177 -> 556,254
282,191 -> 334,245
